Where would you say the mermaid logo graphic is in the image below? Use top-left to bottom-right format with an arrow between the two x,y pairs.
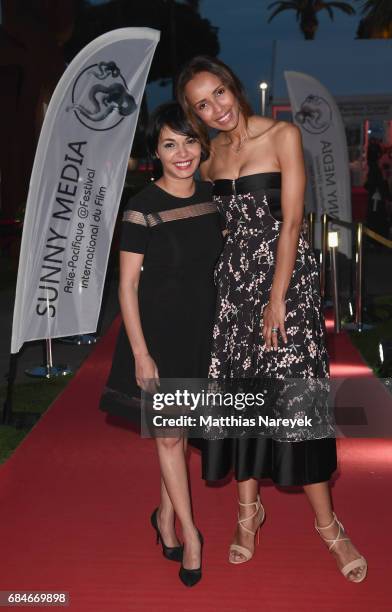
294,95 -> 332,135
67,61 -> 137,131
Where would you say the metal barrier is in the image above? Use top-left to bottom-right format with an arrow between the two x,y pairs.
363,226 -> 392,250
307,212 -> 392,333
320,213 -> 328,300
355,223 -> 363,331
307,212 -> 315,250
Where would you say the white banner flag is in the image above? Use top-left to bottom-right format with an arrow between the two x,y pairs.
284,71 -> 352,258
11,28 -> 160,354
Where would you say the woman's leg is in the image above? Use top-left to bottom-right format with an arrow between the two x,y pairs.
156,478 -> 180,547
156,436 -> 201,569
304,481 -> 366,581
229,478 -> 264,563
156,437 -> 189,547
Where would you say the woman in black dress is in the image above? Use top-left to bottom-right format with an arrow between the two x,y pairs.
100,102 -> 223,586
177,57 -> 367,582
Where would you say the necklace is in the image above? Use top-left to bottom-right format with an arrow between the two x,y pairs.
226,131 -> 249,153
234,135 -> 248,153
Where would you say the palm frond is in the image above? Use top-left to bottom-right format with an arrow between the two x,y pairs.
357,0 -> 383,14
326,2 -> 356,15
267,1 -> 300,10
323,5 -> 335,19
268,3 -> 300,22
357,0 -> 392,27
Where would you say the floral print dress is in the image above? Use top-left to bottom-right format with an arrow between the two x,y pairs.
201,172 -> 337,485
210,172 -> 328,380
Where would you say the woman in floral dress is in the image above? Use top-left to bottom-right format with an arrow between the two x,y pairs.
176,56 -> 367,582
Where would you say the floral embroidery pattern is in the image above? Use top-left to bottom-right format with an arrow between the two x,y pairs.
208,187 -> 334,441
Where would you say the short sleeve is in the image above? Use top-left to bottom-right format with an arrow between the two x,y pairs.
119,195 -> 149,254
119,218 -> 149,254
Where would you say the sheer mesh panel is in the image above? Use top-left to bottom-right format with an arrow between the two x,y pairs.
122,210 -> 147,226
123,202 -> 217,227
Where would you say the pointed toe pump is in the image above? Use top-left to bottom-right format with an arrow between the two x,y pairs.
151,508 -> 183,562
179,530 -> 204,587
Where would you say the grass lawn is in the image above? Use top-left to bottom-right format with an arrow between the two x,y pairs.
0,376 -> 73,464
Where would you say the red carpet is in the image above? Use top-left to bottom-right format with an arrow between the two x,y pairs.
0,316 -> 391,611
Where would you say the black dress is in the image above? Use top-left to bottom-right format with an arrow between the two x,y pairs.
201,172 -> 337,486
100,180 -> 223,420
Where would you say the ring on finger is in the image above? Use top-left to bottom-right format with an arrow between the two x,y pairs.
271,327 -> 279,333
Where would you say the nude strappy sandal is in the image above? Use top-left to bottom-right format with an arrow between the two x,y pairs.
229,495 -> 265,564
315,512 -> 367,583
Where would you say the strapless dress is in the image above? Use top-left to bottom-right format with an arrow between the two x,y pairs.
201,172 -> 337,485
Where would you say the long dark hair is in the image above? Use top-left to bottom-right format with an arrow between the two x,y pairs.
176,56 -> 253,153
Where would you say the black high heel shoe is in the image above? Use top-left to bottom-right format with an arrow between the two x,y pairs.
150,508 -> 183,562
179,529 -> 203,587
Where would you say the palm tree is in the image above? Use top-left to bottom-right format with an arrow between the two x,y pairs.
267,1 -> 356,39
356,1 -> 392,38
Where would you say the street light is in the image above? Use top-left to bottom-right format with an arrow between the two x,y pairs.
259,81 -> 268,116
379,340 -> 392,366
328,230 -> 340,333
328,230 -> 339,249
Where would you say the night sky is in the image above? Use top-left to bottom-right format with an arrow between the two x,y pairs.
90,0 -> 362,111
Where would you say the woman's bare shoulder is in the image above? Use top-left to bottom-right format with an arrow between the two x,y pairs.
249,115 -> 275,132
248,116 -> 299,140
274,120 -> 301,137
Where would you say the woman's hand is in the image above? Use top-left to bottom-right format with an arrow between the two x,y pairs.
262,299 -> 287,350
135,353 -> 159,392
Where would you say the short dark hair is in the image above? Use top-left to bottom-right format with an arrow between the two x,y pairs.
146,101 -> 209,162
176,56 -> 253,153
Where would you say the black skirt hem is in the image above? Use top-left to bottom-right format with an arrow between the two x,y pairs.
200,437 -> 337,487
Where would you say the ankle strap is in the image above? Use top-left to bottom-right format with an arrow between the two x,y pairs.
315,512 -> 349,552
237,495 -> 264,536
238,495 -> 260,508
315,512 -> 337,531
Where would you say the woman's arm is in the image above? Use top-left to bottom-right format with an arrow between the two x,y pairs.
262,124 -> 306,350
119,250 -> 159,390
